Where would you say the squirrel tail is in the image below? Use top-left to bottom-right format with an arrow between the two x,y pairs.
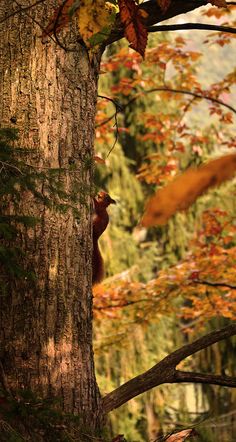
92,239 -> 104,285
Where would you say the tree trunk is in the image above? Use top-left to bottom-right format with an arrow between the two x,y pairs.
0,1 -> 101,438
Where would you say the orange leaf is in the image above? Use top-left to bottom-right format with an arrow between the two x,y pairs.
42,0 -> 76,41
142,154 -> 236,227
118,0 -> 148,57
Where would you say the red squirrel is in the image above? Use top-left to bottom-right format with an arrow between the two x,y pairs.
92,191 -> 116,285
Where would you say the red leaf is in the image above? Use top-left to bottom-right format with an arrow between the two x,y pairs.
118,0 -> 148,57
42,0 -> 77,41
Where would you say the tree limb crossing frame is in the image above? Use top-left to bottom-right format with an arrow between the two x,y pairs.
102,324 -> 236,413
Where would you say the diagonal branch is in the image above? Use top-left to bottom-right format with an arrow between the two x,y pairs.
102,324 -> 236,413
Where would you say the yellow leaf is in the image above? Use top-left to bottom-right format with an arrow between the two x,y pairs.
142,154 -> 236,227
77,0 -> 114,46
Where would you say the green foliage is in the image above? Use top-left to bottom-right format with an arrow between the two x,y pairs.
0,389 -> 85,442
0,128 -> 81,294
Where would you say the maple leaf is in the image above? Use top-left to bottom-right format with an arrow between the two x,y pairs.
156,0 -> 171,13
142,154 -> 236,227
118,0 -> 148,57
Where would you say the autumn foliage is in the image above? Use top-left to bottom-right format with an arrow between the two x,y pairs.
43,0 -> 230,56
142,154 -> 236,226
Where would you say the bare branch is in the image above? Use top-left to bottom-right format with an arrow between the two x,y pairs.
97,95 -> 123,156
102,324 -> 236,413
148,23 -> 236,35
174,370 -> 236,387
96,86 -> 236,134
193,279 -> 236,290
98,95 -> 123,111
129,87 -> 236,115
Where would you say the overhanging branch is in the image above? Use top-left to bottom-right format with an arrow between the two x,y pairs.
96,86 -> 236,130
128,88 -> 236,115
148,23 -> 236,35
102,324 -> 236,413
106,0 -> 209,45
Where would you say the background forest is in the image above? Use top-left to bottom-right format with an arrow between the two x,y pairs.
1,1 -> 236,441
93,7 -> 236,441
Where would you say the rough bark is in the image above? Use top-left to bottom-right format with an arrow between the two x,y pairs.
0,0 -> 101,437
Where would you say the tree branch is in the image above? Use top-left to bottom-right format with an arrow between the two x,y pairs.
106,0 -> 209,45
193,279 -> 236,290
130,87 -> 236,115
96,86 -> 236,131
148,23 -> 236,35
174,370 -> 236,387
102,324 -> 236,413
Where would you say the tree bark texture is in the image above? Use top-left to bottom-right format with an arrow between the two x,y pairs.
0,0 -> 101,432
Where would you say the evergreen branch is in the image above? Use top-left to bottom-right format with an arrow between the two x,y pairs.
193,279 -> 236,290
0,160 -> 24,175
148,23 -> 236,35
102,324 -> 236,413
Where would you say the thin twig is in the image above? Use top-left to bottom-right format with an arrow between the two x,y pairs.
98,95 -> 123,112
97,86 -> 236,130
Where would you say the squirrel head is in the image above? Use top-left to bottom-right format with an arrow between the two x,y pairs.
95,191 -> 116,208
